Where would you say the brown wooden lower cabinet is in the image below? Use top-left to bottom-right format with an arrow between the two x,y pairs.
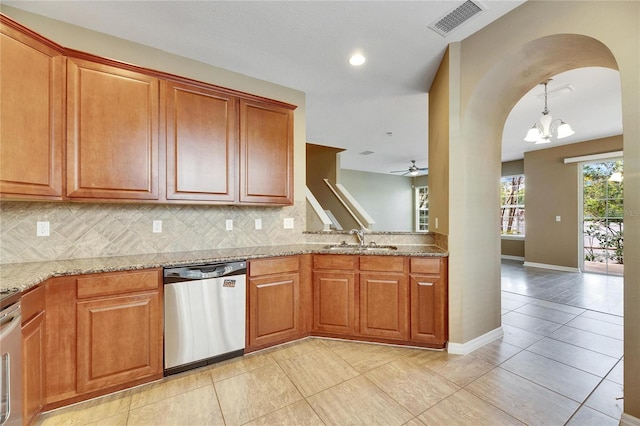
313,271 -> 357,335
410,257 -> 448,345
22,253 -> 445,418
76,291 -> 161,393
43,269 -> 163,410
21,286 -> 46,426
44,276 -> 77,406
311,254 -> 447,348
359,272 -> 409,340
247,257 -> 301,351
410,275 -> 446,344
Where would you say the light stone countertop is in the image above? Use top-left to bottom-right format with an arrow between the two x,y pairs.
0,243 -> 447,294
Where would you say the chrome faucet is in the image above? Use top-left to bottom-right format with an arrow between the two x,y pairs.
350,228 -> 366,247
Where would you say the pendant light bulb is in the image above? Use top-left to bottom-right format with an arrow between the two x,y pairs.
556,121 -> 575,139
524,126 -> 540,142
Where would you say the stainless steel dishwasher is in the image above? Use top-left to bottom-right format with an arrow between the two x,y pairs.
163,261 -> 246,376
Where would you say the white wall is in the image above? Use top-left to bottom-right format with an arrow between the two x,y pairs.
340,169 -> 421,232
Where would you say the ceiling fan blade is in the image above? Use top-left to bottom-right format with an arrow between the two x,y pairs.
391,161 -> 427,175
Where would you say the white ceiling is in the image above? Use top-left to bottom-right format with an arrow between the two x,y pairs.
503,67 -> 622,163
4,1 -> 623,175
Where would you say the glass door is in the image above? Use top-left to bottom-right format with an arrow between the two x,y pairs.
582,160 -> 624,275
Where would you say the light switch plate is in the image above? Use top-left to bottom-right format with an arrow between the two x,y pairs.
555,216 -> 561,222
283,218 -> 294,229
226,219 -> 233,231
255,218 -> 262,230
153,220 -> 162,233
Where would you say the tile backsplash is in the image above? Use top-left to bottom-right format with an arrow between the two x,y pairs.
0,201 -> 306,264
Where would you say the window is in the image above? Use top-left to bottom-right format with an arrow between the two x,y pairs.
500,175 -> 525,236
415,186 -> 429,231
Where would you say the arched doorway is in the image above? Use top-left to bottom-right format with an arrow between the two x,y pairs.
446,34 -> 620,351
439,2 -> 639,420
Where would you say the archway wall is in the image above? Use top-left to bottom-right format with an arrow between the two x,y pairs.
442,0 -> 639,417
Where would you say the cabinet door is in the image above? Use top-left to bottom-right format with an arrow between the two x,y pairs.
44,277 -> 77,405
166,81 -> 237,202
239,99 -> 293,205
76,292 -> 162,393
359,273 -> 409,340
22,311 -> 45,426
313,271 -> 357,335
410,275 -> 447,345
66,57 -> 159,200
248,273 -> 300,348
0,18 -> 64,199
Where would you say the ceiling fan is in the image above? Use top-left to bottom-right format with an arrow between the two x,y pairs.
390,160 -> 428,176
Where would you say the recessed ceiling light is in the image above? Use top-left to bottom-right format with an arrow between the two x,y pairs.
349,53 -> 366,66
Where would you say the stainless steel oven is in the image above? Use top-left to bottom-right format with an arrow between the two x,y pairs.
0,292 -> 22,426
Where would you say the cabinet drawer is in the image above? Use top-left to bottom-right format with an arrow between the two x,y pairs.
313,255 -> 356,271
77,269 -> 160,299
21,284 -> 45,323
359,256 -> 405,273
411,258 -> 442,275
250,256 -> 299,277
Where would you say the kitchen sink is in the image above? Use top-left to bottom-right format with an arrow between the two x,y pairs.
323,243 -> 398,252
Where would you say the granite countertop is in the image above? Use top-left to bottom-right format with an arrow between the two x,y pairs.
0,243 -> 448,294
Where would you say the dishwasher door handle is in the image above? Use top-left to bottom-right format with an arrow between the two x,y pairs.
0,303 -> 20,328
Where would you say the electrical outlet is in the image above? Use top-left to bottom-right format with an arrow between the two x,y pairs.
556,216 -> 561,222
283,218 -> 294,229
255,218 -> 262,230
226,219 -> 233,231
37,221 -> 50,237
153,220 -> 162,233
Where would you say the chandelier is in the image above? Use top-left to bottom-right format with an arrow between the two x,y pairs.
524,79 -> 575,144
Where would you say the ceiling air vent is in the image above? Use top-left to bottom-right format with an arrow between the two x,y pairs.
359,150 -> 375,156
428,0 -> 487,37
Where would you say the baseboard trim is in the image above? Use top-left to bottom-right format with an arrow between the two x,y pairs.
523,262 -> 580,273
621,413 -> 640,426
501,255 -> 524,261
447,327 -> 503,355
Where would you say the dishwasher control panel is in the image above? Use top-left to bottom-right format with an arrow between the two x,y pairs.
164,261 -> 246,283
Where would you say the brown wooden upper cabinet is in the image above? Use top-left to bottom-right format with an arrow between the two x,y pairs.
165,81 -> 237,203
239,99 -> 294,205
0,17 -> 64,199
1,15 -> 296,205
66,56 -> 160,200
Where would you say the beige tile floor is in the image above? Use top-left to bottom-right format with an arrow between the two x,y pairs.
37,293 -> 624,426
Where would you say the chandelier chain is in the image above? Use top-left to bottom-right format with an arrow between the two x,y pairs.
542,81 -> 549,115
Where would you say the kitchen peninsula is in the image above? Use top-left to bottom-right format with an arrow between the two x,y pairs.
2,243 -> 448,422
